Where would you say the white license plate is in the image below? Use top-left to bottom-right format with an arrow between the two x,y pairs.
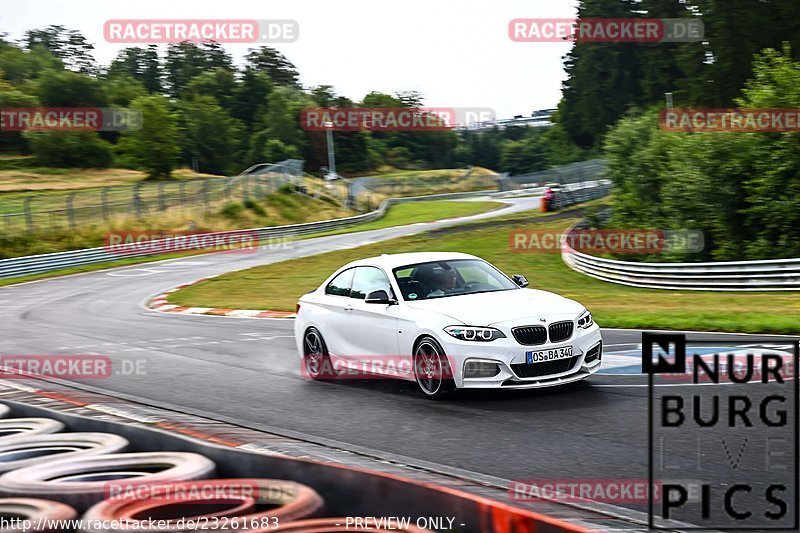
526,346 -> 573,364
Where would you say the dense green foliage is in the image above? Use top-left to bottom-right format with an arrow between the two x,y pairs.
0,26 -> 582,177
605,46 -> 800,260
561,0 -> 800,149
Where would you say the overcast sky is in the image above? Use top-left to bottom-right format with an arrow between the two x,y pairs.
2,0 -> 578,118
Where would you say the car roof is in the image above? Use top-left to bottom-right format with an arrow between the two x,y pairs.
342,252 -> 479,271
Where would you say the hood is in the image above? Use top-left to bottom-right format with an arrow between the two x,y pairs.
405,288 -> 584,326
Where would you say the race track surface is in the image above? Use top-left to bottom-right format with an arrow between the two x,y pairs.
1,196 -> 796,521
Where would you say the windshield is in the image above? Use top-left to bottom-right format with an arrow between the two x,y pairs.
392,259 -> 518,301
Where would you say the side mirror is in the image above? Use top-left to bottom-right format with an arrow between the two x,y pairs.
512,274 -> 529,288
365,289 -> 397,305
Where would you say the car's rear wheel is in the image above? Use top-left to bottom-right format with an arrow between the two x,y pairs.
303,328 -> 334,380
413,337 -> 455,400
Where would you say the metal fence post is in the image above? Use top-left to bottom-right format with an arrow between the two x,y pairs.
158,183 -> 166,211
66,193 -> 76,229
101,187 -> 110,222
179,182 -> 186,208
133,182 -> 143,219
243,177 -> 250,202
203,180 -> 211,211
23,197 -> 33,232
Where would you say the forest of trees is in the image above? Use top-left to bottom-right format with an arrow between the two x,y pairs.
559,0 -> 800,260
0,26 -> 587,178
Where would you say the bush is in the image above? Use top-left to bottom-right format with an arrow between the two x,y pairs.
220,202 -> 244,218
243,199 -> 267,215
23,130 -> 113,167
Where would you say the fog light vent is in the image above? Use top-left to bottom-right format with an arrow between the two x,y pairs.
464,361 -> 500,378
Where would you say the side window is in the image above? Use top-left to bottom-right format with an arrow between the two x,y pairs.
350,266 -> 392,300
325,268 -> 354,297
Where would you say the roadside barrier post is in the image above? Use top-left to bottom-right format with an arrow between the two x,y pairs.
23,197 -> 33,232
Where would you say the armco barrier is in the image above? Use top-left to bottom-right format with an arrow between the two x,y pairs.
561,223 -> 800,291
0,189 -> 491,280
0,182 -> 614,281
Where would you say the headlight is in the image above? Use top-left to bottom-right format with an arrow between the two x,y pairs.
444,326 -> 506,342
577,310 -> 594,329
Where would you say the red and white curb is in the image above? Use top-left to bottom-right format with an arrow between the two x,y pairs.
147,276 -> 296,319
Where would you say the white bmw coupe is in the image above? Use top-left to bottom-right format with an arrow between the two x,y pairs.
294,252 -> 602,399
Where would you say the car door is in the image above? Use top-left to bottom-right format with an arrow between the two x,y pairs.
316,267 -> 355,360
346,266 -> 402,376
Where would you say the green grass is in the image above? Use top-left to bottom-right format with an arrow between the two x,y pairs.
0,189 -> 351,259
169,210 -> 800,334
306,200 -> 504,239
357,167 -> 496,180
0,198 -> 501,287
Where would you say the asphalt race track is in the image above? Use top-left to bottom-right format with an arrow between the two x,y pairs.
1,196 -> 797,522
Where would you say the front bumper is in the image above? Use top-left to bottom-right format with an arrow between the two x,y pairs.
438,324 -> 602,389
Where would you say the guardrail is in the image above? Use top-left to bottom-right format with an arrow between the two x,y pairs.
561,223 -> 800,291
0,160 -> 303,233
0,188 -> 510,280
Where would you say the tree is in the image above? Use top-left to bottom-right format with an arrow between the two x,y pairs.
183,68 -> 237,114
24,25 -> 96,74
116,95 -> 180,179
244,47 -> 300,87
24,130 -> 113,167
261,139 -> 299,162
107,46 -> 161,93
231,69 -> 273,132
0,42 -> 63,84
178,95 -> 245,175
499,132 -> 548,174
103,75 -> 147,106
37,70 -> 106,106
164,42 -> 233,97
0,76 -> 40,152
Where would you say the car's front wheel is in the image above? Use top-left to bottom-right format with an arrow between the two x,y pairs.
303,328 -> 334,380
413,336 -> 455,400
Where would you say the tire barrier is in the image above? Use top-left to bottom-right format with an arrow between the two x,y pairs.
0,405 -> 10,419
0,433 -> 129,473
0,419 -> 65,441
0,403 -> 600,532
0,452 -> 216,510
81,478 -> 324,532
273,518 -> 431,532
0,497 -> 77,532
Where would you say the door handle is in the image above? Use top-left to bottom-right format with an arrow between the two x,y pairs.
343,305 -> 354,311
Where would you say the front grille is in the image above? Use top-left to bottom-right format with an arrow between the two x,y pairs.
512,326 -> 547,345
511,355 -> 580,379
548,321 -> 574,343
585,341 -> 602,363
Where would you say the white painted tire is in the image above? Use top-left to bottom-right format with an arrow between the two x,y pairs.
0,404 -> 11,419
0,452 -> 216,510
0,433 -> 129,473
0,418 -> 65,441
0,497 -> 77,532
